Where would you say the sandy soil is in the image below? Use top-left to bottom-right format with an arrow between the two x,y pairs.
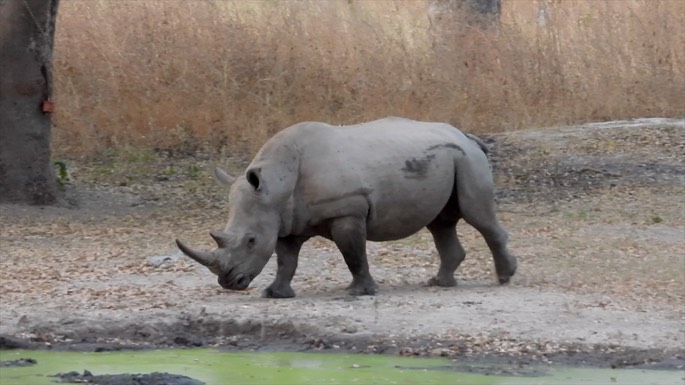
1,118 -> 683,368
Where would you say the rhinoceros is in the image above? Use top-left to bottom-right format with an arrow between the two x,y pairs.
176,117 -> 517,298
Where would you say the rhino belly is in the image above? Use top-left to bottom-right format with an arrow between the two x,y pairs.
364,172 -> 453,242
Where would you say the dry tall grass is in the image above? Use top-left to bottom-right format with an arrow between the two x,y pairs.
51,0 -> 685,158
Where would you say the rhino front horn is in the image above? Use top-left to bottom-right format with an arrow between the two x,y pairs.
176,239 -> 216,267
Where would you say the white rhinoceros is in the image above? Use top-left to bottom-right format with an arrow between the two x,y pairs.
176,117 -> 517,298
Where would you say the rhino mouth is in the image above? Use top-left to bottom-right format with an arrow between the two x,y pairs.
219,272 -> 252,290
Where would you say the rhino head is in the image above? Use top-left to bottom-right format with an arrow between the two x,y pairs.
176,166 -> 281,291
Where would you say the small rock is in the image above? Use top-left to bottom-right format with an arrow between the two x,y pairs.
147,253 -> 183,268
0,358 -> 37,367
430,348 -> 447,357
52,371 -> 205,385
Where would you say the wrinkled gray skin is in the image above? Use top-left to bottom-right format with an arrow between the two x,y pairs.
176,117 -> 517,298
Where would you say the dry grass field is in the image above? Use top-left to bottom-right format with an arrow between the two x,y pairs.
51,0 -> 685,157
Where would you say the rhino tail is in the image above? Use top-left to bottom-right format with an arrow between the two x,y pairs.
465,133 -> 490,155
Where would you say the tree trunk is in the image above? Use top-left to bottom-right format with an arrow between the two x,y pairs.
0,0 -> 60,205
429,0 -> 501,29
464,0 -> 501,22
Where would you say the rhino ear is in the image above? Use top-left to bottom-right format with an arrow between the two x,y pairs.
246,168 -> 262,191
214,166 -> 236,187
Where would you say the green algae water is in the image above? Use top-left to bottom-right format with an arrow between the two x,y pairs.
1,349 -> 683,385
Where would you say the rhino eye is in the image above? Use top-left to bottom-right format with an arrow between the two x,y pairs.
246,237 -> 256,249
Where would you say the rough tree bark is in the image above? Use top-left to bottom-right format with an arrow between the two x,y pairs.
0,0 -> 60,205
429,0 -> 501,28
462,0 -> 501,23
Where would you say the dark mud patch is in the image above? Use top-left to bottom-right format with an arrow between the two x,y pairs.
53,370 -> 204,385
0,335 -> 33,349
628,356 -> 685,370
492,154 -> 685,203
0,357 -> 37,367
6,315 -> 684,371
484,120 -> 685,204
394,363 -> 546,377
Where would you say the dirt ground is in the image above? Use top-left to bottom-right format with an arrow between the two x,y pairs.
1,118 -> 683,369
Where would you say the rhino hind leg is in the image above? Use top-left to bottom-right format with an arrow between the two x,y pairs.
425,183 -> 464,287
330,216 -> 378,296
459,190 -> 517,284
479,224 -> 517,284
262,236 -> 309,298
426,221 -> 464,287
449,158 -> 517,284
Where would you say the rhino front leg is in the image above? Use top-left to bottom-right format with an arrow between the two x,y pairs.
262,236 -> 309,298
426,222 -> 465,287
330,216 -> 378,296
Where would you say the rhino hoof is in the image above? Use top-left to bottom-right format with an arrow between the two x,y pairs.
262,285 -> 295,299
496,256 -> 518,285
496,262 -> 517,285
346,280 -> 378,296
427,276 -> 457,287
498,275 -> 513,285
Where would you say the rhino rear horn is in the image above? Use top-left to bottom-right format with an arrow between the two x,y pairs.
210,231 -> 231,248
176,239 -> 216,267
214,166 -> 236,187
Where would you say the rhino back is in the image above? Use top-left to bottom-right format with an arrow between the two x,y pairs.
293,118 -> 484,241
